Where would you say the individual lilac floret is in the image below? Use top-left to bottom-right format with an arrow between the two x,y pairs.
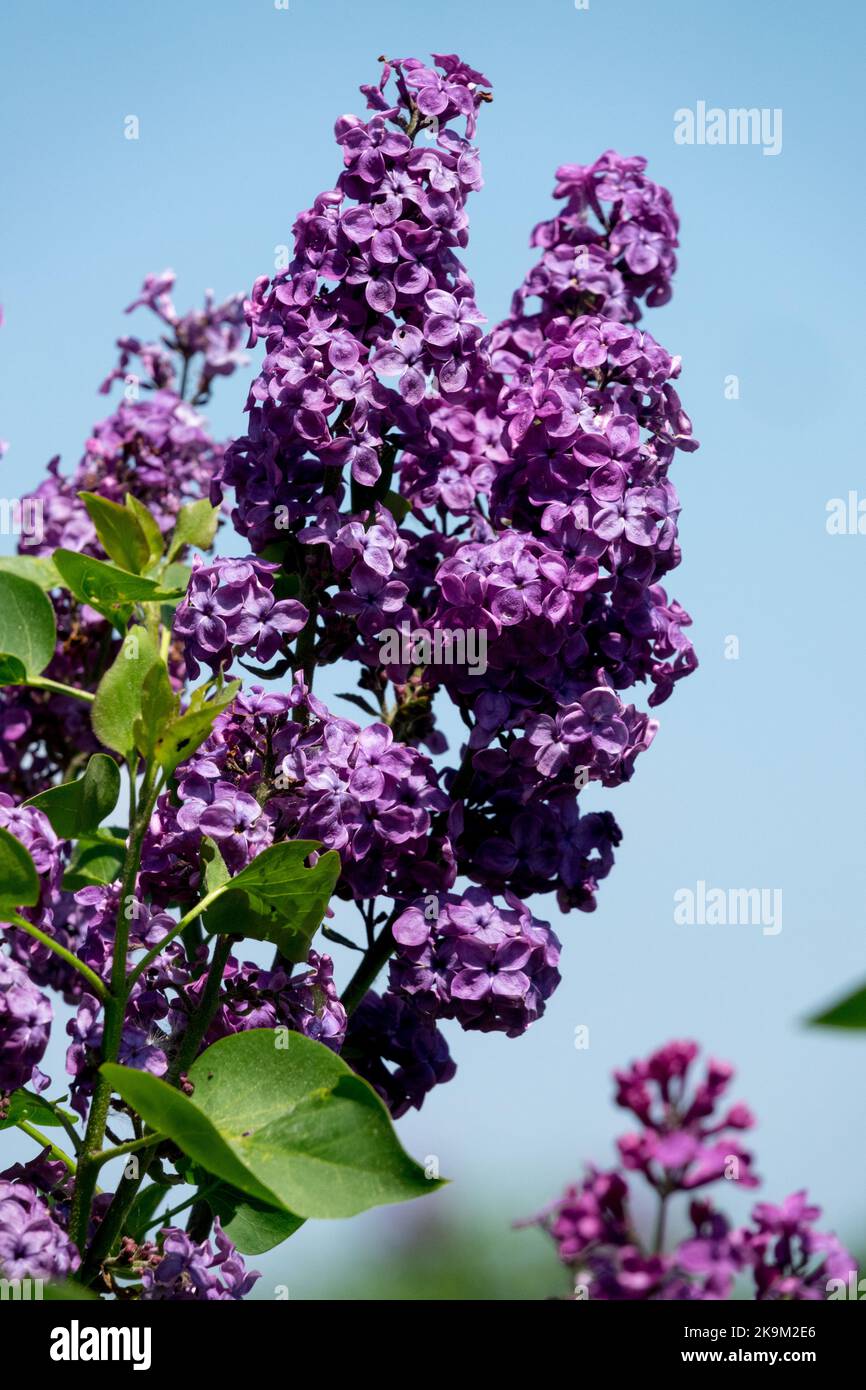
173,556 -> 309,679
0,954 -> 52,1093
0,1181 -> 80,1281
140,1220 -> 259,1300
390,886 -> 561,1037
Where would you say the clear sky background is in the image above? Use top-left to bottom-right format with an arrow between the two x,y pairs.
2,0 -> 865,1296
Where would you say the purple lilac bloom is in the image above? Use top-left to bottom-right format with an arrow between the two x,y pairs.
140,1220 -> 259,1300
0,1181 -> 80,1281
390,886 -> 561,1037
0,954 -> 52,1093
173,556 -> 308,679
527,1043 -> 853,1302
179,949 -> 347,1054
140,678 -> 453,906
344,989 -> 456,1118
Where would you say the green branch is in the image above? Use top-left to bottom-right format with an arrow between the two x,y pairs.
7,914 -> 109,1002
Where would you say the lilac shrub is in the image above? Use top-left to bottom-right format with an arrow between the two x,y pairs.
0,51 -> 712,1299
525,1042 -> 854,1301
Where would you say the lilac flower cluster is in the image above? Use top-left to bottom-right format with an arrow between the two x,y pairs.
140,680 -> 453,903
390,887 -> 561,1037
0,1181 -> 81,1282
215,53 -> 492,551
528,1042 -> 855,1301
203,58 -> 697,973
490,150 -> 680,365
180,948 -> 347,1053
0,53 -> 709,1299
174,556 -> 308,678
103,269 -> 247,405
0,954 -> 52,1093
344,989 -> 456,1118
139,1220 -> 259,1300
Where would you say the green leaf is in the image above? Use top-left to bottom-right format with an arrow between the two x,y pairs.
0,827 -> 40,920
809,981 -> 866,1029
0,555 -> 62,591
24,753 -> 121,839
208,1184 -> 304,1255
206,839 -> 339,962
53,550 -> 185,627
150,679 -> 240,777
124,495 -> 165,569
167,499 -> 221,562
0,655 -> 28,687
62,833 -> 126,889
79,491 -> 152,574
0,571 -> 57,677
44,1280 -> 98,1301
103,1029 -> 441,1219
91,627 -> 160,757
0,1089 -> 73,1132
201,837 -> 230,895
133,663 -> 179,760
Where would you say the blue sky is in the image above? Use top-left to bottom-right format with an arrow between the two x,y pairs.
2,0 -> 866,1293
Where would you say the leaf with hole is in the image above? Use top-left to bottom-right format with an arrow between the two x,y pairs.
205,839 -> 339,962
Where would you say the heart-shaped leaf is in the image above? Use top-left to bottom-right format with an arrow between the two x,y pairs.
0,571 -> 57,677
103,1029 -> 440,1219
25,753 -> 121,839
